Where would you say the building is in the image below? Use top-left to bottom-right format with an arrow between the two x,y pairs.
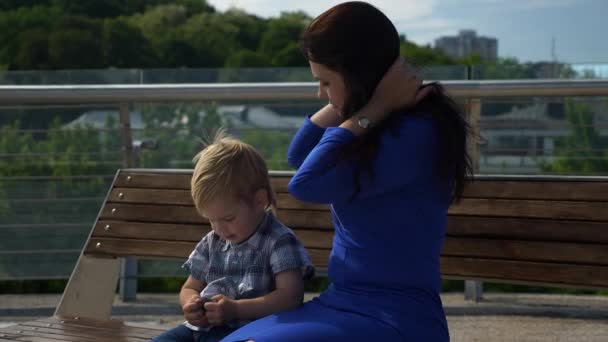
435,30 -> 498,61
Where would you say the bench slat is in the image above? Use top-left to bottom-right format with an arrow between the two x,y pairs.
443,237 -> 608,266
92,217 -> 608,247
441,256 -> 608,288
463,180 -> 608,201
41,317 -> 165,333
0,324 -> 148,342
116,171 -> 608,201
85,237 -> 331,266
85,233 -> 608,273
114,171 -> 292,192
447,216 -> 608,243
100,200 -> 608,234
93,221 -> 206,241
107,188 -> 329,211
450,198 -> 608,221
19,321 -> 156,340
100,203 -> 334,229
93,221 -> 334,249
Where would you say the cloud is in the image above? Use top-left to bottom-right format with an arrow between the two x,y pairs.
396,17 -> 462,45
458,0 -> 581,10
207,0 -> 439,20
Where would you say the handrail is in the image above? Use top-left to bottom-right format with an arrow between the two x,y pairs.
0,79 -> 607,105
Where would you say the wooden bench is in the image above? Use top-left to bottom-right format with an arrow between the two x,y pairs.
1,168 -> 607,341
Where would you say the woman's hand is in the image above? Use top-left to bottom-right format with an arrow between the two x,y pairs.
204,294 -> 238,326
310,103 -> 343,128
368,56 -> 426,116
339,56 -> 431,136
182,294 -> 209,327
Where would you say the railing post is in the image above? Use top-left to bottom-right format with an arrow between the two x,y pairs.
118,102 -> 138,302
465,98 -> 483,302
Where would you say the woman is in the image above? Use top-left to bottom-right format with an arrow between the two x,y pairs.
223,2 -> 471,341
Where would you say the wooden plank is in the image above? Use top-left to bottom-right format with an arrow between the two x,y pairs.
100,203 -> 203,224
99,203 -> 334,229
20,322 -> 156,340
107,188 -> 328,211
275,193 -> 328,211
42,317 -> 165,334
443,237 -> 608,266
93,221 -> 210,241
0,324 -> 146,342
115,170 -> 293,193
86,237 -> 195,259
54,256 -> 120,321
85,237 -> 331,267
463,180 -> 608,201
6,323 -> 148,342
30,318 -> 163,339
92,221 -> 333,249
109,188 -> 192,206
0,332 -> 67,342
114,171 -> 191,189
440,256 -> 608,288
449,198 -> 608,221
116,170 -> 608,201
446,216 -> 608,243
271,176 -> 291,193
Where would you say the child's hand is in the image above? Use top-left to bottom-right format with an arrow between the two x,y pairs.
183,294 -> 209,327
204,294 -> 238,326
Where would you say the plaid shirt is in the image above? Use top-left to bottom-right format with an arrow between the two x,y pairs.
183,210 -> 314,326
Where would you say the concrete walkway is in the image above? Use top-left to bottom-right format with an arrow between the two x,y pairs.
1,293 -> 607,341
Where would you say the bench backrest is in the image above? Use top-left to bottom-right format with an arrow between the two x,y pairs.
85,169 -> 608,289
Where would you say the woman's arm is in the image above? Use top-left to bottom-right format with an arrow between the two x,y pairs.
287,104 -> 341,169
288,57 -> 435,203
288,118 -> 438,203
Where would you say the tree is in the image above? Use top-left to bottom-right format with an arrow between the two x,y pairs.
48,16 -> 104,69
258,12 -> 308,59
0,6 -> 62,69
181,12 -> 240,67
542,99 -> 608,175
13,29 -> 50,70
220,9 -> 265,52
103,18 -> 157,68
272,42 -> 307,67
399,36 -> 456,67
225,50 -> 268,68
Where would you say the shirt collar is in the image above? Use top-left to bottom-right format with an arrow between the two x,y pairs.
222,210 -> 273,252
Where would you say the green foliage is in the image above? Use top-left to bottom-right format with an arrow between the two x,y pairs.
541,99 -> 608,174
102,18 -> 157,68
400,38 -> 457,67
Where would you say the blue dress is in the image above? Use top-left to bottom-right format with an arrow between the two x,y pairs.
222,113 -> 450,341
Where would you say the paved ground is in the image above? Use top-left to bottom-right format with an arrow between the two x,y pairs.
1,292 -> 607,341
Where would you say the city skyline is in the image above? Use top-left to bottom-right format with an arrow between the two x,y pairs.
207,0 -> 608,64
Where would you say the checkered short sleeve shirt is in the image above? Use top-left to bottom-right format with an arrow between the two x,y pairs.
183,211 -> 315,300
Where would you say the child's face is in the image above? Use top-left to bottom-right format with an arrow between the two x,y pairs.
200,190 -> 267,244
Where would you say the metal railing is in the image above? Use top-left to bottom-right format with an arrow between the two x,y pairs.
1,79 -> 608,301
1,79 -> 608,104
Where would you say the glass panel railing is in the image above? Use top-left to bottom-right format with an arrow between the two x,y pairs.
477,96 -> 608,175
0,105 -> 121,280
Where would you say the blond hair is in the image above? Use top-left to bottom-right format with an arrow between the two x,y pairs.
191,129 -> 276,215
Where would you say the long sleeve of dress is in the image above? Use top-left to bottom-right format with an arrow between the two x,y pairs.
288,116 -> 439,204
286,116 -> 327,169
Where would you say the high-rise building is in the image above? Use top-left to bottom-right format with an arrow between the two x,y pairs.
435,30 -> 498,61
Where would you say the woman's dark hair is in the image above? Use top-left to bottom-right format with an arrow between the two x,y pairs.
299,1 -> 472,203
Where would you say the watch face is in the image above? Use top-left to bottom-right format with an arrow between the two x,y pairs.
358,116 -> 371,128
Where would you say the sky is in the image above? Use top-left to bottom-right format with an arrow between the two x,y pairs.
207,0 -> 608,64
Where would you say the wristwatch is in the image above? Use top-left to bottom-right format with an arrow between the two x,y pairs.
357,116 -> 373,129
